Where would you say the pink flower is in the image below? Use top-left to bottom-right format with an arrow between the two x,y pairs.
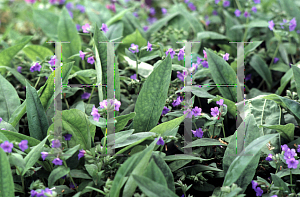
82,23 -> 90,33
87,56 -> 95,65
203,50 -> 207,58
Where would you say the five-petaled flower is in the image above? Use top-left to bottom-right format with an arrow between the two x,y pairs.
147,41 -> 152,51
172,96 -> 183,107
52,139 -> 61,148
78,149 -> 86,160
82,23 -> 90,33
211,107 -> 219,117
81,92 -> 91,100
0,141 -> 13,153
19,140 -> 28,152
52,158 -> 63,166
244,11 -> 250,18
161,106 -> 170,116
79,51 -> 85,60
129,43 -> 139,53
184,108 -> 193,118
287,158 -> 299,169
268,20 -> 274,31
274,57 -> 279,64
223,53 -> 229,61
49,55 -> 56,66
76,4 -> 85,13
91,105 -> 101,121
253,0 -> 260,4
162,8 -> 167,15
101,23 -> 108,33
41,152 -> 48,161
192,106 -> 202,117
165,48 -> 176,59
281,144 -> 289,152
265,154 -> 273,161
149,7 -> 156,15
178,47 -> 185,61
223,1 -> 230,7
203,50 -> 207,58
130,74 -> 137,80
234,9 -> 241,17
155,137 -> 165,146
251,6 -> 257,13
17,66 -> 22,73
192,128 -> 203,138
201,60 -> 209,68
188,2 -> 196,11
87,56 -> 95,65
216,99 -> 224,106
289,18 -> 297,32
30,62 -> 42,72
64,134 -> 72,141
0,117 -> 2,124
177,70 -> 187,82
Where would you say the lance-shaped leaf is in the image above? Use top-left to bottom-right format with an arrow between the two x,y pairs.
23,45 -> 54,61
26,82 -> 49,141
259,123 -> 294,142
270,173 -> 290,193
149,114 -> 186,135
58,7 -> 81,65
0,148 -> 15,197
292,65 -> 300,97
48,166 -> 70,188
33,9 -> 59,38
115,112 -> 136,133
0,74 -> 21,122
133,55 -> 172,133
223,134 -> 279,190
206,49 -> 237,102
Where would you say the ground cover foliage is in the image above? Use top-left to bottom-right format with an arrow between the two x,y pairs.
1,0 -> 300,196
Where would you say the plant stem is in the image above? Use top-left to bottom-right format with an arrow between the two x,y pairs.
136,57 -> 139,81
64,96 -> 69,109
234,0 -> 242,11
222,120 -> 226,138
63,160 -> 78,192
88,86 -> 95,104
193,122 -> 198,130
290,168 -> 293,190
16,167 -> 24,192
257,80 -> 264,90
269,43 -> 280,68
243,17 -> 250,42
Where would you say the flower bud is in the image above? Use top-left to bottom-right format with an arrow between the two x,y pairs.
220,186 -> 231,193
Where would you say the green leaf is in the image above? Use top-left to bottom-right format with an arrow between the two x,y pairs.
224,10 -> 243,42
0,66 -> 32,87
270,62 -> 290,73
164,154 -> 210,162
292,65 -> 300,98
223,134 -> 279,188
210,95 -> 236,118
8,101 -> 26,128
143,159 -> 168,187
125,48 -> 137,61
177,4 -> 203,35
279,43 -> 289,65
105,129 -> 134,146
178,86 -> 216,99
33,9 -> 59,38
276,68 -> 293,95
244,41 -> 263,57
26,82 -> 49,141
114,132 -> 156,149
0,120 -> 18,133
22,45 -> 54,61
206,49 -> 237,102
0,148 -> 15,197
115,112 -> 136,133
184,138 -> 227,148
9,153 -> 25,174
22,136 -> 49,176
110,139 -> 157,197
85,1 -> 111,28
119,29 -> 147,58
249,54 -> 273,91
106,8 -> 132,26
122,12 -> 146,39
169,160 -> 191,172
105,21 -> 123,48
48,166 -> 70,188
152,152 -> 175,192
62,144 -> 80,160
279,0 -> 300,32
40,62 -> 74,110
230,20 -> 269,30
270,173 -> 290,193
47,109 -> 95,150
133,55 -> 172,133
132,174 -> 178,197
58,8 -> 81,65
259,123 -> 294,142
149,114 -> 185,135
197,31 -> 229,41
0,74 -> 21,122
69,170 -> 92,179
0,36 -> 32,67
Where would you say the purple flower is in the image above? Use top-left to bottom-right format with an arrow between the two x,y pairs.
265,154 -> 273,161
49,0 -> 56,4
143,26 -> 149,31
76,24 -> 81,31
70,182 -> 77,189
184,0 -> 189,3
82,23 -> 90,33
201,60 -> 209,68
162,8 -> 167,15
101,23 -> 108,33
281,144 -> 289,152
100,100 -> 108,109
178,47 -> 185,61
76,4 -> 85,13
215,0 -> 220,4
255,187 -> 263,196
41,152 -> 48,161
234,9 -> 241,17
49,55 -> 56,66
280,19 -> 287,29
244,11 -> 250,18
223,1 -> 230,7
165,48 -> 176,59
188,2 -> 196,11
0,141 -> 13,153
245,74 -> 252,81
203,50 -> 207,58
172,96 -> 182,107
0,117 -> 2,123
66,2 -> 73,10
130,74 -> 137,80
147,17 -> 157,25
287,158 -> 299,169
184,109 -> 193,118
271,195 -> 277,197
31,190 -> 38,197
149,7 -> 155,15
251,6 -> 257,13
64,134 -> 72,141
274,57 -> 279,64
253,0 -> 260,4
177,70 -> 187,82
30,62 -> 42,72
37,190 -> 45,197
81,92 -> 91,99
289,18 -> 297,32
78,149 -> 86,160
17,66 -> 22,73
205,20 -> 211,26
197,57 -> 203,64
155,137 -> 165,146
268,20 -> 274,31
87,56 -> 95,65
52,158 -> 63,165
284,148 -> 297,160
18,140 -> 28,152
191,128 -> 203,138
52,139 -> 61,148
191,63 -> 199,72
251,180 -> 258,190
109,99 -> 121,111
1,128 -> 5,130
91,106 -> 101,121
216,99 -> 224,106
161,106 -> 170,116
297,145 -> 300,153
211,107 -> 219,117
133,12 -> 138,17
129,43 -> 139,53
223,53 -> 229,61
192,106 -> 202,117
212,10 -> 218,15
147,41 -> 152,51
61,175 -> 67,179
79,51 -> 85,60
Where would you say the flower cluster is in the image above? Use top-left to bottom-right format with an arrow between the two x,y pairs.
30,188 -> 53,197
281,144 -> 299,169
0,140 -> 28,153
30,62 -> 42,72
268,18 -> 297,32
